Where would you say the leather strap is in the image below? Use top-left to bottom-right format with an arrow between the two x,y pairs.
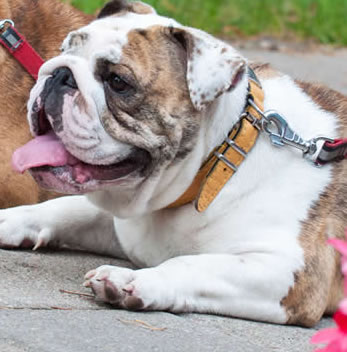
167,70 -> 264,211
0,20 -> 44,80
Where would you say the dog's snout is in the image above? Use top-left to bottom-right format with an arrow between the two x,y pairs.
52,67 -> 78,90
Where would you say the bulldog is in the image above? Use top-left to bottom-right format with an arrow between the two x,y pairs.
0,0 -> 90,208
0,0 -> 346,327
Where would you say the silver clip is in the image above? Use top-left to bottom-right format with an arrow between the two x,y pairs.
0,19 -> 14,31
261,110 -> 336,164
245,100 -> 335,164
262,110 -> 311,153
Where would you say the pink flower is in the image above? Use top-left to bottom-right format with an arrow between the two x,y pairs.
311,230 -> 347,352
311,310 -> 347,351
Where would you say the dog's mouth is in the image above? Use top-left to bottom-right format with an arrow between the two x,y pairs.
12,108 -> 151,194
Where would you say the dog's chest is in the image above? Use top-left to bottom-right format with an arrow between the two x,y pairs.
113,151 -> 330,269
113,208 -> 212,267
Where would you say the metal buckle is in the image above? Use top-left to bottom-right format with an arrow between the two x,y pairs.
244,111 -> 262,131
213,136 -> 248,172
245,99 -> 264,130
225,137 -> 248,158
214,151 -> 238,172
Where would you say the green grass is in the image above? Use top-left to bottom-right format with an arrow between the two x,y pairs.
68,0 -> 347,46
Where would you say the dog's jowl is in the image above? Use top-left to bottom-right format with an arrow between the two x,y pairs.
1,0 -> 346,327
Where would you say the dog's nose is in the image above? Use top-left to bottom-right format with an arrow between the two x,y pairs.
51,67 -> 78,89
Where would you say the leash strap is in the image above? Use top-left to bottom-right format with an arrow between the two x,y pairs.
0,20 -> 44,80
316,138 -> 347,165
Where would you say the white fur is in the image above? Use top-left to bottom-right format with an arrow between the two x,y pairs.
0,7 -> 339,324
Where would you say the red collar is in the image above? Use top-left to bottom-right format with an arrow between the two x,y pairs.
0,19 -> 44,80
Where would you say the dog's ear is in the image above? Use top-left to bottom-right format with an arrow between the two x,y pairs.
168,27 -> 247,111
98,0 -> 156,19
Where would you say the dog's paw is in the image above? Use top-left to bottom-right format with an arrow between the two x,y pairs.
0,205 -> 54,250
83,265 -> 153,310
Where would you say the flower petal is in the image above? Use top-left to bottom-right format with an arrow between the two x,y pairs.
334,310 -> 347,332
311,328 -> 340,344
327,239 -> 347,257
339,299 -> 347,314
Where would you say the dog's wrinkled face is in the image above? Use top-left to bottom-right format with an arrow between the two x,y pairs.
15,0 -> 246,207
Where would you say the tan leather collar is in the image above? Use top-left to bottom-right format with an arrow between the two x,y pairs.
167,68 -> 264,212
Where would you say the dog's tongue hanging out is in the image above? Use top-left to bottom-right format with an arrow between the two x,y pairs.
12,132 -> 79,173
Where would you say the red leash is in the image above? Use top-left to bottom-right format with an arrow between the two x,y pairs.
0,19 -> 346,166
0,19 -> 44,80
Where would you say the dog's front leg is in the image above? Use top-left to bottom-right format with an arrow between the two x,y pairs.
85,253 -> 292,324
0,196 -> 123,257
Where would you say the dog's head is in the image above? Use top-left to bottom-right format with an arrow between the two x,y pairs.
14,0 -> 247,215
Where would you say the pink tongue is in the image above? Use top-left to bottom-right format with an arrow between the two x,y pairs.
12,132 -> 79,173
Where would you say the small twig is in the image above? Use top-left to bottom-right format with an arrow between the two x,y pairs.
51,306 -> 74,310
117,318 -> 167,331
0,306 -> 52,310
59,289 -> 94,298
134,319 -> 167,331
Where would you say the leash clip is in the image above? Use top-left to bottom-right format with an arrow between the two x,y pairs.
0,19 -> 14,31
262,110 -> 311,153
246,101 -> 312,154
246,101 -> 336,163
0,19 -> 22,52
261,110 -> 335,163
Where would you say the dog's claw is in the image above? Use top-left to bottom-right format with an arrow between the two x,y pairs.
83,280 -> 91,288
32,237 -> 45,251
85,269 -> 97,280
32,228 -> 52,251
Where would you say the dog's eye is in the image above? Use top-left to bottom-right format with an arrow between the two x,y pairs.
107,73 -> 132,94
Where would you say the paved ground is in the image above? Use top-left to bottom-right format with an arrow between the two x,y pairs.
0,250 -> 334,352
1,45 -> 346,352
239,45 -> 347,95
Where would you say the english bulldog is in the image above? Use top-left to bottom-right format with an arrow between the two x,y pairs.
0,0 -> 90,208
0,0 -> 346,327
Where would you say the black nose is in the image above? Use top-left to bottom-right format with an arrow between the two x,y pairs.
51,67 -> 78,89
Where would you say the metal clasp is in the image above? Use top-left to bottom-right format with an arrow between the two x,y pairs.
0,19 -> 22,51
0,19 -> 14,32
245,100 -> 335,164
261,111 -> 335,161
262,110 -> 311,153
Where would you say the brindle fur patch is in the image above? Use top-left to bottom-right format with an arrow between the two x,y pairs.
98,0 -> 128,19
67,32 -> 90,51
100,26 -> 199,167
98,0 -> 154,19
280,82 -> 347,327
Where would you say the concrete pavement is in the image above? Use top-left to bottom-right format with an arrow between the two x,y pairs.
239,46 -> 347,95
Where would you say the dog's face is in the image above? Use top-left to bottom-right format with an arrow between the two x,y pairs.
16,0 -> 246,213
